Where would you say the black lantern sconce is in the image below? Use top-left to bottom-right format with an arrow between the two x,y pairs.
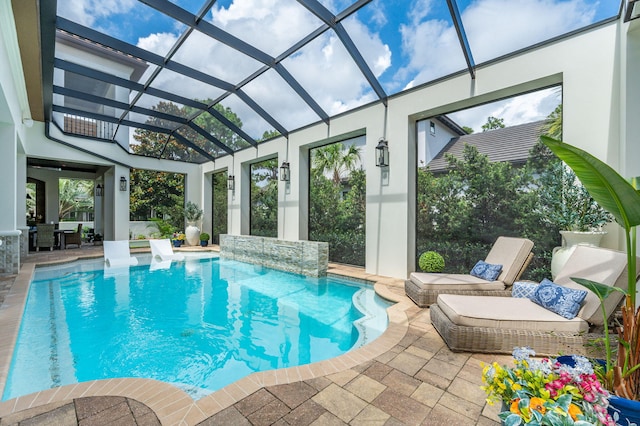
95,184 -> 103,197
375,138 -> 389,167
228,175 -> 235,191
279,161 -> 290,182
119,176 -> 127,192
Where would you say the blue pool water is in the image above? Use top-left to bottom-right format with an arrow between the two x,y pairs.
2,255 -> 390,400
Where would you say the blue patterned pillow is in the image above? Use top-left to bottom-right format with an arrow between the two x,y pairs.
532,279 -> 588,319
512,281 -> 538,299
470,260 -> 503,281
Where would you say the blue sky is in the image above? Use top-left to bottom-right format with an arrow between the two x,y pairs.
57,0 -> 619,136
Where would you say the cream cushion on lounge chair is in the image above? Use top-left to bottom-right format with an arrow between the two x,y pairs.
409,273 -> 505,291
406,236 -> 534,306
437,294 -> 589,333
430,246 -> 637,356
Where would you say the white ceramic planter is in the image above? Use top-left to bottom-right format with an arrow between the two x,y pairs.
185,223 -> 200,246
550,230 -> 606,279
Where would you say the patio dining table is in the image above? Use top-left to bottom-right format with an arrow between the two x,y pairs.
29,228 -> 75,251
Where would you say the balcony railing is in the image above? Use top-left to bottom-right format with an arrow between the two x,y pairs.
63,115 -> 115,140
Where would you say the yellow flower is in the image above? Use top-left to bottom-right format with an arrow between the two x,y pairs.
529,397 -> 546,414
568,404 -> 582,421
510,398 -> 521,415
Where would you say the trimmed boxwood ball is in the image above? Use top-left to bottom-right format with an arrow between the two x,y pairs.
419,251 -> 445,272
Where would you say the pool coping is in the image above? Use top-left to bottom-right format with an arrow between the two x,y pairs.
0,254 -> 411,425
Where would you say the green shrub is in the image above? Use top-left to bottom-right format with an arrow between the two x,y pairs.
199,232 -> 210,241
311,230 -> 365,266
419,251 -> 445,272
416,240 -> 487,273
150,218 -> 175,238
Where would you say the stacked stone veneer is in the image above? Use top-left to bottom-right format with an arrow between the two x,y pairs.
0,231 -> 21,274
220,234 -> 329,277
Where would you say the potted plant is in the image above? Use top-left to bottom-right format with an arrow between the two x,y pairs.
542,136 -> 640,419
482,347 -> 615,425
199,232 -> 210,247
419,251 -> 445,272
172,232 -> 185,247
537,158 -> 613,278
184,201 -> 203,246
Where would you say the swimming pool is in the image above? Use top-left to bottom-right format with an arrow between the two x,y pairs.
2,255 -> 390,401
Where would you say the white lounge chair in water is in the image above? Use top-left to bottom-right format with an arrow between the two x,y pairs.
149,238 -> 185,262
103,240 -> 139,268
149,257 -> 172,271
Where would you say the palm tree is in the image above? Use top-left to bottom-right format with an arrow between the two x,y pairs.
312,143 -> 362,184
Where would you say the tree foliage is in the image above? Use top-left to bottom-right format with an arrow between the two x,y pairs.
312,143 -> 362,185
416,105 -> 611,280
212,171 -> 228,244
59,179 -> 94,220
260,130 -> 280,141
130,100 -> 243,228
130,169 -> 184,229
309,142 -> 366,266
417,145 -> 531,273
481,116 -> 506,132
250,158 -> 278,237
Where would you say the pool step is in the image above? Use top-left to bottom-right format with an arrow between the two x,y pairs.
351,289 -> 388,348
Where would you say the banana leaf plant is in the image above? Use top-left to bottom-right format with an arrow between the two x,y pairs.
571,278 -> 624,391
542,136 -> 640,399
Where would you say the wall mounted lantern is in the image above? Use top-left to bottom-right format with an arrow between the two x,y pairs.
375,138 -> 389,167
279,161 -> 290,182
95,184 -> 103,197
119,176 -> 127,192
228,175 -> 235,191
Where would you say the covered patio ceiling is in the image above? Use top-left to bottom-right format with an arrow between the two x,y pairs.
31,0 -> 626,164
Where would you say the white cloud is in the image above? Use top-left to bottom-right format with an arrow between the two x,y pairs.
367,1 -> 388,27
60,0 -> 582,139
137,32 -> 178,57
132,0 -> 389,137
284,32 -> 378,116
57,0 -> 137,29
397,17 -> 466,89
342,17 -> 392,78
463,0 -> 596,62
396,0 -> 597,89
395,0 -> 593,127
211,0 -> 318,57
489,88 -> 561,126
448,87 -> 561,132
407,0 -> 436,26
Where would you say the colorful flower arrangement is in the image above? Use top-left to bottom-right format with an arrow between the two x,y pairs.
481,347 -> 614,425
172,232 -> 185,241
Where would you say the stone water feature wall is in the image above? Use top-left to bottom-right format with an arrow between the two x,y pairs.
219,234 -> 329,277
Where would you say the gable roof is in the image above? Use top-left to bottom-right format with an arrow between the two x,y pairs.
426,120 -> 546,173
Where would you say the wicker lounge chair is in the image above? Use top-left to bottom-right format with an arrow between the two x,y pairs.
430,245 -> 640,356
405,236 -> 534,307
